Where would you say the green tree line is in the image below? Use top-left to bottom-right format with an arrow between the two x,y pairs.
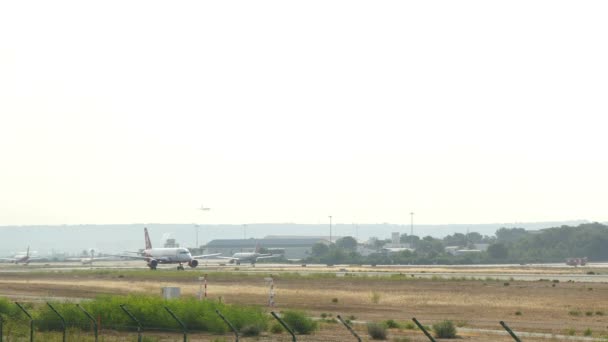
303,222 -> 608,265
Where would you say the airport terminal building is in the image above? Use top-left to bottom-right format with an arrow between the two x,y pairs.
204,236 -> 332,260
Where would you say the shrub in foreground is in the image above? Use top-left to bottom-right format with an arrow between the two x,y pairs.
433,320 -> 457,338
367,322 -> 388,340
281,310 -> 317,334
33,295 -> 268,334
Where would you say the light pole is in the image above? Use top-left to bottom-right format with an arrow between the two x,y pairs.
410,212 -> 414,237
194,224 -> 199,249
198,205 -> 210,248
243,224 -> 247,240
329,216 -> 332,244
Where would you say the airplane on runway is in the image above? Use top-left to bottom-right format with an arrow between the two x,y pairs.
216,243 -> 279,265
66,249 -> 112,265
120,228 -> 220,270
0,247 -> 41,265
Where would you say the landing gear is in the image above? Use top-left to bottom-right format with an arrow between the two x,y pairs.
177,264 -> 185,271
236,261 -> 241,265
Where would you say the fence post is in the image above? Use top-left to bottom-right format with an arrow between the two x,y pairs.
46,303 -> 66,342
119,304 -> 143,342
500,321 -> 522,342
215,309 -> 239,342
164,307 -> 188,342
270,311 -> 296,342
76,304 -> 98,342
15,302 -> 34,342
0,314 -> 3,342
412,318 -> 437,342
336,315 -> 361,342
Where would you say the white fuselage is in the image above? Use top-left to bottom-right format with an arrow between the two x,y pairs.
144,248 -> 193,264
231,252 -> 257,263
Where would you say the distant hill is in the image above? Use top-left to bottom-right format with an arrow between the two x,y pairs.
0,220 -> 590,256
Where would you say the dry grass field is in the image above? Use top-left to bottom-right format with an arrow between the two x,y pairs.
1,265 -> 607,341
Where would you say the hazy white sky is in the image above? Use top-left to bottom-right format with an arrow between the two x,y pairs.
1,1 -> 607,226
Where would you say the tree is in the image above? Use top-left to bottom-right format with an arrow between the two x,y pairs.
487,243 -> 509,259
496,228 -> 528,244
466,232 -> 483,244
335,236 -> 358,251
311,242 -> 329,257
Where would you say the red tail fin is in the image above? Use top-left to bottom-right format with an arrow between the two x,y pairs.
144,228 -> 152,249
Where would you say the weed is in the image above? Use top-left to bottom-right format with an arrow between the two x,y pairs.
455,320 -> 468,327
584,328 -> 592,336
433,320 -> 457,338
370,291 -> 381,304
367,322 -> 388,340
240,324 -> 262,337
270,322 -> 284,334
281,310 -> 318,334
403,322 -> 416,330
385,319 -> 400,329
392,337 -> 411,342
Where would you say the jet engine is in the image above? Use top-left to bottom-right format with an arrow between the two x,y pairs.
188,259 -> 199,268
148,259 -> 158,269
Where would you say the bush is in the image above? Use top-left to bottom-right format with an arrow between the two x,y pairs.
385,319 -> 400,329
240,324 -> 262,337
403,322 -> 416,330
367,322 -> 388,340
433,320 -> 457,338
331,297 -> 339,303
33,295 -> 268,334
584,328 -> 592,336
270,322 -> 284,334
281,310 -> 318,334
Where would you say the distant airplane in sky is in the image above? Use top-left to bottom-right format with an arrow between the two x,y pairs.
216,243 -> 278,265
0,246 -> 41,265
120,228 -> 219,270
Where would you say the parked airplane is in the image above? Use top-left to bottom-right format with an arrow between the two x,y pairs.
120,228 -> 220,270
566,257 -> 588,267
0,247 -> 41,265
216,243 -> 278,265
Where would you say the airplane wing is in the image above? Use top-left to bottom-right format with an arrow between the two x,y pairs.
192,253 -> 222,259
110,253 -> 150,260
91,257 -> 114,261
0,258 -> 16,262
256,255 -> 280,260
213,256 -> 239,260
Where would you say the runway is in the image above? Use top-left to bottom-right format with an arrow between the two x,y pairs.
1,260 -> 607,282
